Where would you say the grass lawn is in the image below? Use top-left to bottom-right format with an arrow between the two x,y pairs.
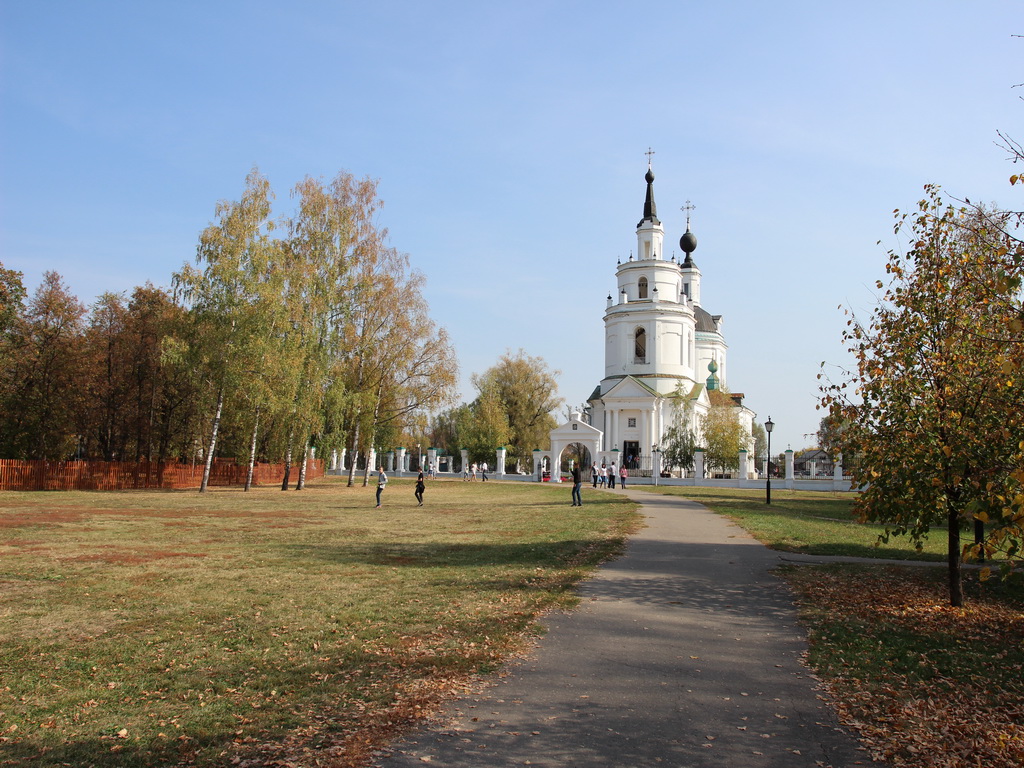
0,477 -> 640,767
643,485 -> 952,560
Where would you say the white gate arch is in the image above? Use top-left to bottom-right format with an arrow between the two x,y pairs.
535,411 -> 603,483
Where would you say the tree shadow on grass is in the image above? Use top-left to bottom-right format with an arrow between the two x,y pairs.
277,539 -> 620,571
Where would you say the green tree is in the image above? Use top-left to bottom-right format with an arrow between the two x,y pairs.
750,422 -> 767,473
460,384 -> 510,464
822,186 -> 1024,605
471,350 -> 562,473
816,410 -> 846,458
661,385 -> 697,473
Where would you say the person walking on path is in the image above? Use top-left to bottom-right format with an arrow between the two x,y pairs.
619,463 -> 628,488
569,462 -> 583,507
375,467 -> 387,508
598,463 -> 607,486
608,461 -> 617,489
591,462 -> 599,488
376,488 -> 872,767
414,471 -> 425,506
481,461 -> 488,481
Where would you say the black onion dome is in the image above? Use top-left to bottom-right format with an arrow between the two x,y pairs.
679,228 -> 697,254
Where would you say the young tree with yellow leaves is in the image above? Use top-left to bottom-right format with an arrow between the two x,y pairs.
823,186 -> 1024,605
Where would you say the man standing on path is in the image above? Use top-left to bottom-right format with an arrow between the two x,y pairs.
569,462 -> 583,507
608,461 -> 617,489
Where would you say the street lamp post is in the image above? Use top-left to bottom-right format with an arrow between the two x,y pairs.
765,416 -> 774,505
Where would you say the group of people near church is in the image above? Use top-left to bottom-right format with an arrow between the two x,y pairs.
462,462 -> 488,481
570,460 -> 628,506
591,461 -> 627,489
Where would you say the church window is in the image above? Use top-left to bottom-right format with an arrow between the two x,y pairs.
638,277 -> 648,299
634,327 -> 647,363
628,417 -> 637,428
682,282 -> 690,298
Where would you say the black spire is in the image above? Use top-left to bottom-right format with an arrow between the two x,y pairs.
638,164 -> 660,228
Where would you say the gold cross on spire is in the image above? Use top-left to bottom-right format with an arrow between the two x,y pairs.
645,147 -> 655,167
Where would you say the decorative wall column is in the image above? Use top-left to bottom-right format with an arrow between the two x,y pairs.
396,447 -> 407,477
330,450 -> 338,471
738,449 -> 749,487
368,448 -> 377,473
532,449 -> 544,481
833,453 -> 844,491
427,447 -> 438,475
460,449 -> 469,477
694,448 -> 705,485
652,450 -> 662,486
496,446 -> 507,477
785,449 -> 795,490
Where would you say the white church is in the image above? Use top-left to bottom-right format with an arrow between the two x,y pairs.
545,161 -> 756,478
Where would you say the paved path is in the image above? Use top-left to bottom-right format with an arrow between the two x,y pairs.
374,489 -> 876,767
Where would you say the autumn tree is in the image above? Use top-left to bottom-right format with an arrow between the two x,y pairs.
0,272 -> 86,459
174,168 -> 280,492
298,173 -> 459,487
471,350 -> 561,473
0,263 -> 26,337
822,186 -> 1024,605
699,391 -> 747,475
125,285 -> 198,464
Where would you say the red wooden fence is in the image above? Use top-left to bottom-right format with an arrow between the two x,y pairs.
0,458 -> 324,491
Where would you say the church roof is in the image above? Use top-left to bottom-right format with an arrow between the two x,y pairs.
694,305 -> 720,333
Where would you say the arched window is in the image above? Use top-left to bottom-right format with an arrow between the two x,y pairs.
634,327 -> 647,363
638,277 -> 649,299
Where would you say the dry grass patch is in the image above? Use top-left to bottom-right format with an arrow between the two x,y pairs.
0,477 -> 640,767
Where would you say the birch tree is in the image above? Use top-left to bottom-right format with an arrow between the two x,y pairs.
174,168 -> 278,492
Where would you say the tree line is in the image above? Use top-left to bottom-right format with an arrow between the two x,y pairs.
0,169 -> 458,491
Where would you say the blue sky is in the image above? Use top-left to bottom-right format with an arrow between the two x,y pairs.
1,0 -> 1020,453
